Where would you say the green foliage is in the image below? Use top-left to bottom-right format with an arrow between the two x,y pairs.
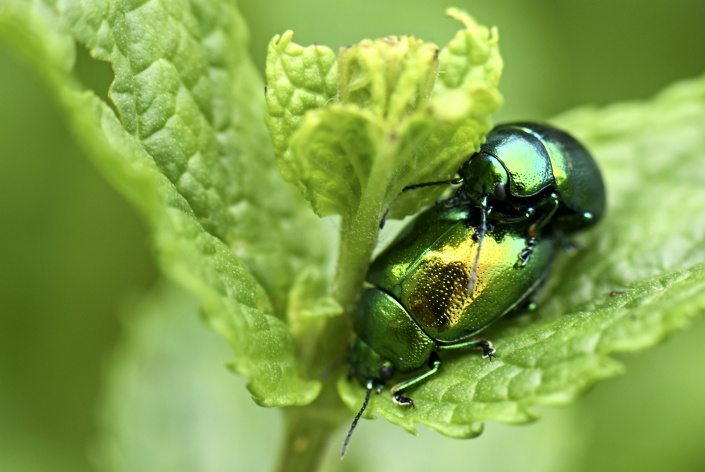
96,281 -> 283,472
265,9 -> 502,223
0,0 -> 325,407
2,0 -> 705,470
263,11 -> 503,342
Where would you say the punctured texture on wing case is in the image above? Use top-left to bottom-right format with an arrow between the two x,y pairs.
368,205 -> 556,344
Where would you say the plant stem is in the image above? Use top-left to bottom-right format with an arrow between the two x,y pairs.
275,131 -> 402,472
276,376 -> 348,472
332,130 -> 400,314
273,205 -> 382,471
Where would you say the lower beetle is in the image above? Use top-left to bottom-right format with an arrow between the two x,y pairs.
341,203 -> 556,456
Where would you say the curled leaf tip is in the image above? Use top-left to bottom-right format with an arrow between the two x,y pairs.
445,7 -> 477,29
272,30 -> 295,51
489,26 -> 500,45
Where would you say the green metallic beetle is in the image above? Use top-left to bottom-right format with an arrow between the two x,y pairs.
352,204 -> 555,397
341,123 -> 605,456
340,204 -> 557,456
405,122 -> 605,266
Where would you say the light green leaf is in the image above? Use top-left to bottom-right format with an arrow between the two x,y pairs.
264,30 -> 338,184
388,8 -> 504,218
0,0 -> 325,406
337,35 -> 439,123
265,9 -> 503,223
286,104 -> 384,218
339,72 -> 705,436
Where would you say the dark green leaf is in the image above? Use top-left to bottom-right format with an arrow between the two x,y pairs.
0,0 -> 326,406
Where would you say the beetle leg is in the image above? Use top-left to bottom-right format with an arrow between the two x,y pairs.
516,236 -> 538,268
379,178 -> 463,228
392,393 -> 415,407
516,193 -> 560,268
390,353 -> 442,407
493,206 -> 534,224
467,196 -> 489,298
438,338 -> 495,359
480,339 -> 495,359
529,193 -> 560,234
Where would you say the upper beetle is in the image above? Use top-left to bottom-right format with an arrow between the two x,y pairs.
407,122 -> 606,266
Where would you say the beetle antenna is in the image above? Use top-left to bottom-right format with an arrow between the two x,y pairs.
380,178 -> 464,228
468,196 -> 488,298
341,381 -> 373,458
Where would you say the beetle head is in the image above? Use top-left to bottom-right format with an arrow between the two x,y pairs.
460,153 -> 509,202
342,338 -> 394,458
348,337 -> 394,385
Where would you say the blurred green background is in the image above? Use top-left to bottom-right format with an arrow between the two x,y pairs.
2,0 -> 704,471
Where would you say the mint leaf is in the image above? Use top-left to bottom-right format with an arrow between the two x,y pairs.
0,0 -> 324,406
388,8 -> 504,218
264,31 -> 338,184
339,72 -> 705,435
266,10 -> 502,223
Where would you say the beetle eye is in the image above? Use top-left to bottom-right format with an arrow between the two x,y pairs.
494,183 -> 506,201
379,366 -> 393,381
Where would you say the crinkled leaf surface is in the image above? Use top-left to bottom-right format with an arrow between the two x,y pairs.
387,8 -> 504,218
265,9 -> 503,223
0,0 -> 327,406
264,30 -> 338,185
339,72 -> 705,436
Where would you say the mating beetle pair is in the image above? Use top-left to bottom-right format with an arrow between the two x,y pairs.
342,122 -> 605,455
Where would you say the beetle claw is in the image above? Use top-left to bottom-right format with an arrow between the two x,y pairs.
516,235 -> 537,268
480,340 -> 496,359
392,393 -> 415,408
516,250 -> 531,268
